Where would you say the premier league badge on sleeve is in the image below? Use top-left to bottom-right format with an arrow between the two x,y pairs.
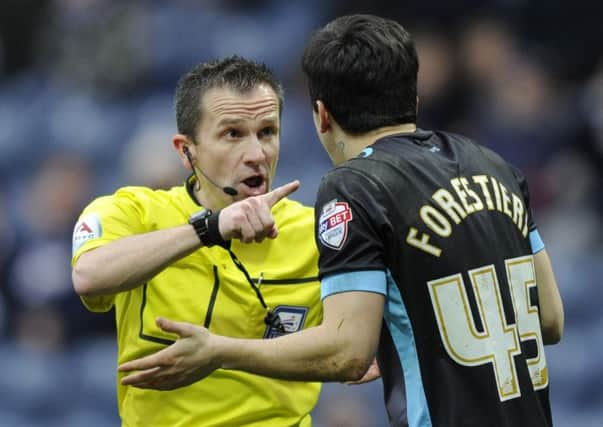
318,199 -> 353,250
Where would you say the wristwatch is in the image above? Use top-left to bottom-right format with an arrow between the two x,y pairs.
189,209 -> 230,248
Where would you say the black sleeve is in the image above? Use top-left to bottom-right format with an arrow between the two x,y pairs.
509,164 -> 537,232
314,167 -> 389,279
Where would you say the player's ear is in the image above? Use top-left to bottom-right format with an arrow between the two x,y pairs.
316,100 -> 331,134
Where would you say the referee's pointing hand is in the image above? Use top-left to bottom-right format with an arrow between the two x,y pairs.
219,180 -> 300,243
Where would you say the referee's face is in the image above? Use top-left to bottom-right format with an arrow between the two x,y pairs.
193,84 -> 281,207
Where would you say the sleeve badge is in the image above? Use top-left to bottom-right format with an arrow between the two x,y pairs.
318,199 -> 353,250
72,213 -> 102,256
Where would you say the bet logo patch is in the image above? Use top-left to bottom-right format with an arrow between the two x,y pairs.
318,199 -> 353,250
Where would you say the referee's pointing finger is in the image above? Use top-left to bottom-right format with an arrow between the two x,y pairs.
262,180 -> 300,208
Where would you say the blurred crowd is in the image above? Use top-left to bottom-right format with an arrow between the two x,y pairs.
0,1 -> 601,426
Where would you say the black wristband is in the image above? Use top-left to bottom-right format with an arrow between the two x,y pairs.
206,211 -> 230,249
189,209 -> 230,249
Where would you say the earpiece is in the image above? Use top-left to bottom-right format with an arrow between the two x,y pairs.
183,146 -> 193,164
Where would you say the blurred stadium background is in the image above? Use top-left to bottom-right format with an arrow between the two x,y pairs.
0,1 -> 601,426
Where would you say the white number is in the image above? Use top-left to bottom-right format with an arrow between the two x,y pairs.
506,256 -> 548,390
427,255 -> 548,402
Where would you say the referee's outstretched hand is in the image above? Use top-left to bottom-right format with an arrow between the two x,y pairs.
219,180 -> 300,243
119,316 -> 217,390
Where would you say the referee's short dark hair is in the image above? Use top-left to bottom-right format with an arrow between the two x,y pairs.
302,14 -> 419,135
175,56 -> 284,138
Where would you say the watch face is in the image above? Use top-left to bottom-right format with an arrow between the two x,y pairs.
190,209 -> 212,223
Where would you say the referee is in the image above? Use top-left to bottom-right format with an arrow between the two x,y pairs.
72,57 -> 323,426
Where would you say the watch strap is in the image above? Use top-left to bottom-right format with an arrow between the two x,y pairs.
206,211 -> 230,249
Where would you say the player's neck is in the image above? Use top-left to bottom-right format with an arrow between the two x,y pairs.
339,123 -> 417,161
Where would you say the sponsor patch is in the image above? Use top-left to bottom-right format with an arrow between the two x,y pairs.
72,213 -> 102,255
318,199 -> 353,250
264,306 -> 308,339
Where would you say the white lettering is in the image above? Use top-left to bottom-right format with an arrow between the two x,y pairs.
473,175 -> 495,210
420,205 -> 452,237
432,189 -> 467,224
406,227 -> 442,257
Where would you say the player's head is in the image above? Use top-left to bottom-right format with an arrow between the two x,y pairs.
172,56 -> 284,210
302,14 -> 419,135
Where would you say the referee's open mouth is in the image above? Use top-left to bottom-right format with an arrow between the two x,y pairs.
240,173 -> 267,196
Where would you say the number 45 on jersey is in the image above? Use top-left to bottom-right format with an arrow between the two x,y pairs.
428,255 -> 547,402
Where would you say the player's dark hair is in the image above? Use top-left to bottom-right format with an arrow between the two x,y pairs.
302,14 -> 418,135
175,56 -> 284,138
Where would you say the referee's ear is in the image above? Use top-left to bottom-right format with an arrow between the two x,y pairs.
173,134 -> 195,170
